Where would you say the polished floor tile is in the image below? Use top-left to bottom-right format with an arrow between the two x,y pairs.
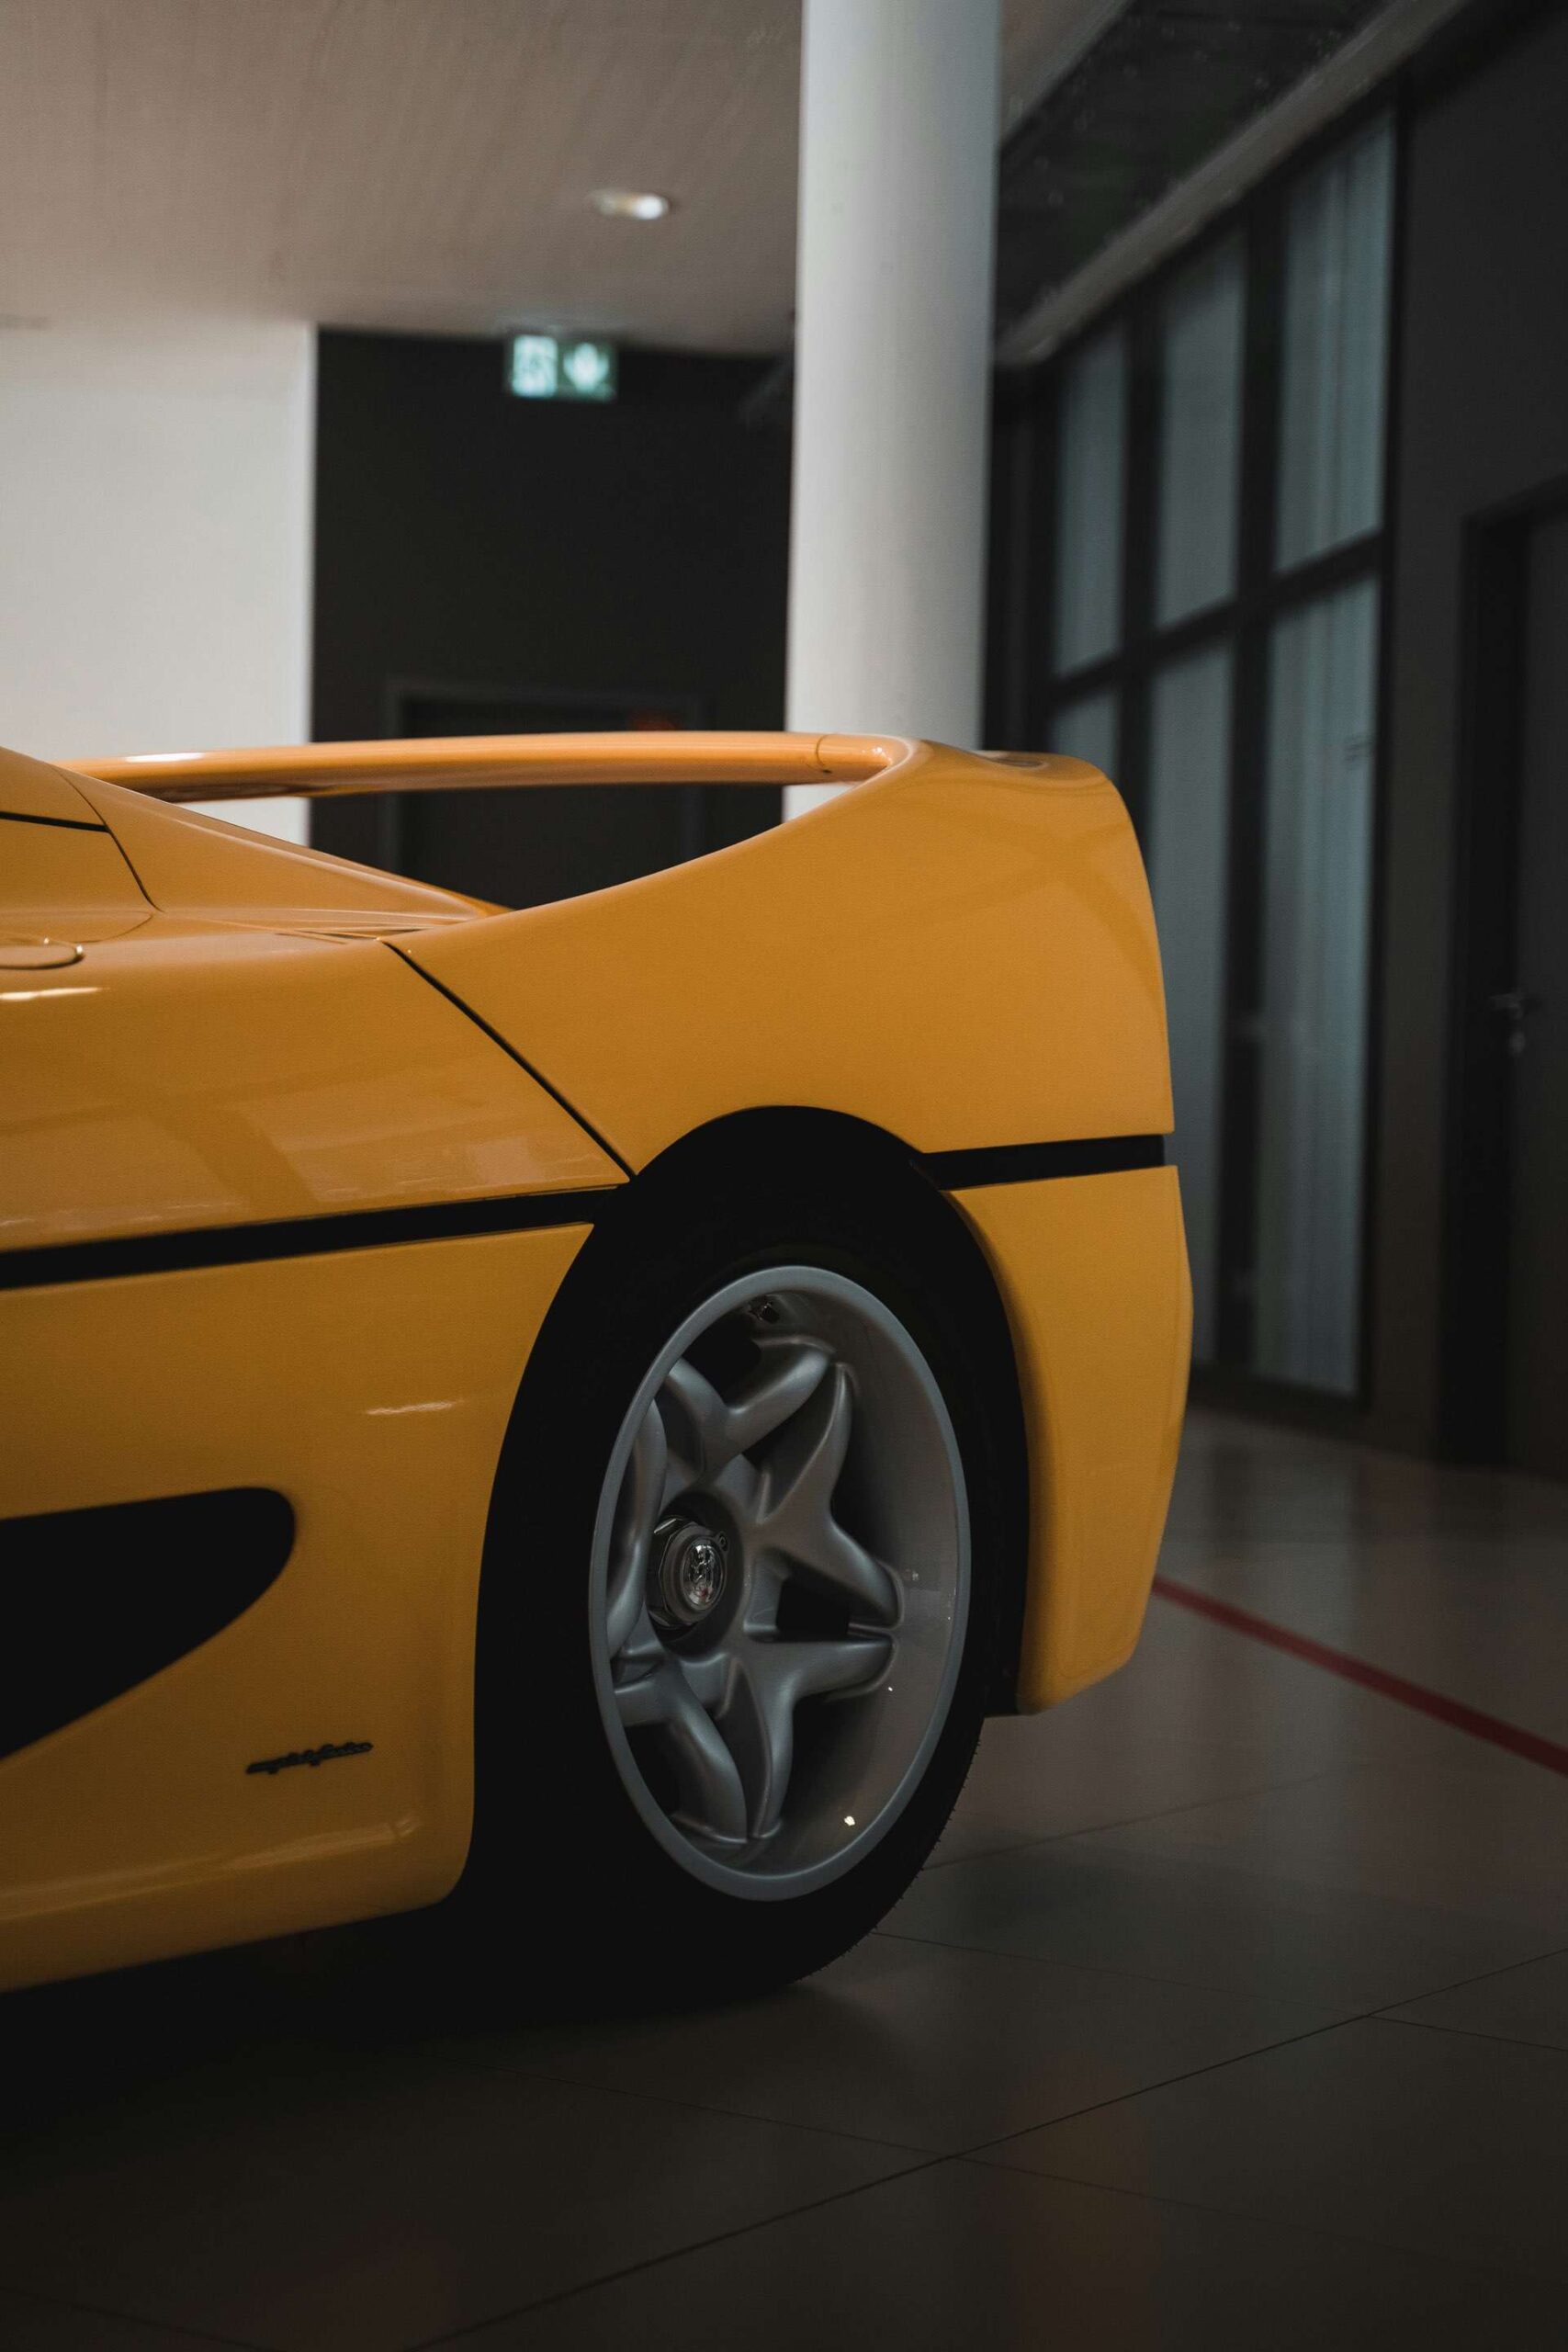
889,1820 -> 1552,2009
1079,1753 -> 1568,1931
0,2039 -> 916,2352
1384,1943 -> 1568,2050
927,1713 -> 1309,1868
927,1612 -> 1342,1868
1165,1412 -> 1568,1743
987,2015 -> 1568,2287
1168,1408 -> 1568,1546
520,1930 -> 1331,2154
1021,1574 -> 1517,1783
472,2157 -> 1566,2351
1159,1532 -> 1568,1747
0,2291 -> 237,2352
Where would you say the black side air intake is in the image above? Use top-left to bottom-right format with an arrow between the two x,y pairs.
0,1487 -> 295,1761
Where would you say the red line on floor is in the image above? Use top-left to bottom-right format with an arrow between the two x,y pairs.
1151,1575 -> 1568,1778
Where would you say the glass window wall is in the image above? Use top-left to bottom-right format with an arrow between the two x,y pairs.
1156,241 -> 1245,626
1276,117 -> 1394,570
1253,581 -> 1379,1393
1035,109 -> 1393,1397
1048,691 -> 1118,777
1146,645 -> 1234,1362
1053,326 -> 1126,673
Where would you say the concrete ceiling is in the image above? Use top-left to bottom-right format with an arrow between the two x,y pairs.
0,0 -> 1120,355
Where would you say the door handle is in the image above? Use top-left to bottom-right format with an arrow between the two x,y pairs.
1488,989 -> 1541,1056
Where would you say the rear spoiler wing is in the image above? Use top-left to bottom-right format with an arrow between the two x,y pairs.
69,731 -> 915,806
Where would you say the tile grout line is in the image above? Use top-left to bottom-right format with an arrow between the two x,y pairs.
408,1997 -> 1568,2346
1370,2008 -> 1568,2060
398,2154 -> 953,2351
18,1950 -> 1562,2351
869,1919 -> 1334,2001
489,1926 -> 1568,2255
406,1936 -> 1524,2346
943,1927 -> 1568,2163
920,1760 -> 1345,1873
458,1967 -> 1540,2339
491,2053 -> 940,2159
0,2278 -> 271,2352
1370,1933 -> 1568,2017
949,2145 -> 1562,2299
953,2007 -> 1389,2160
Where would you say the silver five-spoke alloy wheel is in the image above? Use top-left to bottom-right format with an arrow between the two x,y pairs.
588,1266 -> 970,1900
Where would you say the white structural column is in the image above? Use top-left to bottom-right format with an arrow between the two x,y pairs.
784,0 -> 1000,813
0,320 -> 315,841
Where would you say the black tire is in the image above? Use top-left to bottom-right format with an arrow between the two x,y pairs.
463,1148 -> 1013,2005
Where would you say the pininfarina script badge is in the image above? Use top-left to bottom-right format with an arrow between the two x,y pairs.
246,1740 -> 373,1777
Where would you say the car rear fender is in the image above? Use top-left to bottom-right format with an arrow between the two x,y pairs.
396,739 -> 1174,1170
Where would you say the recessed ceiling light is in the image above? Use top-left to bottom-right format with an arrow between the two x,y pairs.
589,188 -> 671,222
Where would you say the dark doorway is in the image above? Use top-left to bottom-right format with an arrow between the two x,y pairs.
1504,511 -> 1568,1473
365,684 -> 777,913
308,333 -> 792,899
1444,488 -> 1568,1474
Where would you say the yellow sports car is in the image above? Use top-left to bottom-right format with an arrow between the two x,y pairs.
1,730 -> 1189,1998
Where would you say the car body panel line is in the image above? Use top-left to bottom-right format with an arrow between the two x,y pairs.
389,943 -> 635,1178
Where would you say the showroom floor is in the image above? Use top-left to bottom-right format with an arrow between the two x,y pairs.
5,1410 -> 1568,2350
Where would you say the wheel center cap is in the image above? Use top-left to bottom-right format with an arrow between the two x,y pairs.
652,1519 -> 728,1628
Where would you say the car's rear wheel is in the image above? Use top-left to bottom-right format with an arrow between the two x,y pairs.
467,1169 -> 1007,2002
593,1261 -> 968,1901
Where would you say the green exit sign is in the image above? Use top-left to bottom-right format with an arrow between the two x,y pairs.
507,334 -> 617,402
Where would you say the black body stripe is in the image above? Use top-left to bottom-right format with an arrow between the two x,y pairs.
0,1136 -> 1167,1294
919,1135 -> 1167,1189
0,1188 -> 618,1293
0,807 -> 107,832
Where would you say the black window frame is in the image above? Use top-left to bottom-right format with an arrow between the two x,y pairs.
992,90 -> 1405,1414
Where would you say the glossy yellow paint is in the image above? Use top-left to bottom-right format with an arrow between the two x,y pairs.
0,1227 -> 584,1994
0,751 -> 105,827
73,728 -> 908,802
1,811 -> 152,944
66,763 -> 482,928
957,1168 -> 1191,1708
2,907 -> 618,1255
401,740 -> 1174,1165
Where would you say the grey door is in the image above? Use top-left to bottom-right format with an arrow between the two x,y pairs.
1506,510 -> 1568,1475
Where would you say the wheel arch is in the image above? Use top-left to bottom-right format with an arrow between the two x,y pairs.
506,1103 -> 1033,1715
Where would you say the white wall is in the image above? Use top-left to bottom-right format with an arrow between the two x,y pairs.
0,320 -> 314,841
